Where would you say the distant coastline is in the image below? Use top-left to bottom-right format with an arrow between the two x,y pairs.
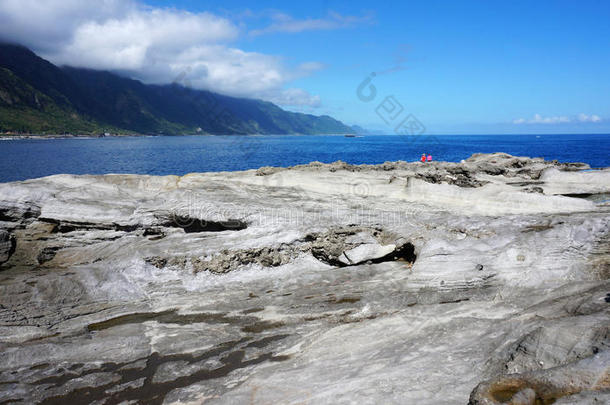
0,133 -> 141,140
0,132 -> 354,140
2,132 -> 609,140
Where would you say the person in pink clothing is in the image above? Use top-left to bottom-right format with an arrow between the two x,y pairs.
426,154 -> 432,162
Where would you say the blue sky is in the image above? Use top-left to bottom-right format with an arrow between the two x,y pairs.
1,0 -> 609,133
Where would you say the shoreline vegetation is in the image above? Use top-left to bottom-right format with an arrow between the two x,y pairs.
0,132 -> 137,139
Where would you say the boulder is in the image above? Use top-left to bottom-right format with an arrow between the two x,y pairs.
339,243 -> 396,265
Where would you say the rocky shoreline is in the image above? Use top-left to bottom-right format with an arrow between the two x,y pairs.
0,153 -> 608,404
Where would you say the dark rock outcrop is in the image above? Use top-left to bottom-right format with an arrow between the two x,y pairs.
0,230 -> 16,264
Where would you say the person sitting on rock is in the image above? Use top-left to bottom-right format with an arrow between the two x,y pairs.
421,153 -> 427,163
427,154 -> 432,162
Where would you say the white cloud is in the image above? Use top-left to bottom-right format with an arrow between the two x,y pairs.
54,9 -> 238,71
263,88 -> 321,107
0,0 -> 135,52
164,46 -> 289,95
513,113 -> 603,124
250,11 -> 375,36
578,113 -> 602,122
0,0 -> 328,107
531,114 -> 570,124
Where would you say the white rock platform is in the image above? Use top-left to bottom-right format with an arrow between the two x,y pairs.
0,153 -> 608,404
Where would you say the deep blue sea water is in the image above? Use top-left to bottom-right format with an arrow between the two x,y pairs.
0,134 -> 609,183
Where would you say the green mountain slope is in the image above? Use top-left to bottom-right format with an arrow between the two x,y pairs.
0,44 -> 352,135
0,68 -> 103,133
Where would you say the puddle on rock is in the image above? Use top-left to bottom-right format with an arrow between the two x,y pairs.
34,334 -> 290,405
87,310 -> 242,332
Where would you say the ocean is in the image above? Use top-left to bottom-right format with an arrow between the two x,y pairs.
0,134 -> 608,183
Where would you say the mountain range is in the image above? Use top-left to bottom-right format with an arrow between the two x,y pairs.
0,43 -> 353,135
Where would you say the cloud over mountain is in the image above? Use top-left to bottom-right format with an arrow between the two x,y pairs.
0,0 -> 338,107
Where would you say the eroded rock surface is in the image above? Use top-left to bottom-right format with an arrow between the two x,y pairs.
0,153 -> 608,404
